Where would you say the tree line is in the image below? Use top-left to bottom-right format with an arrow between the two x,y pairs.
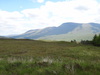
70,34 -> 100,46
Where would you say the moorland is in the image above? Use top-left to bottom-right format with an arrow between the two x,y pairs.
0,39 -> 100,75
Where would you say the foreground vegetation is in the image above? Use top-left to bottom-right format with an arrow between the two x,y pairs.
0,39 -> 100,75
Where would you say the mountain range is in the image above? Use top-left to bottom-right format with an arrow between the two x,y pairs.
0,36 -> 11,39
10,22 -> 100,41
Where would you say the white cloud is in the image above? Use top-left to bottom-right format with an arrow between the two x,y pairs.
37,0 -> 44,3
0,0 -> 100,35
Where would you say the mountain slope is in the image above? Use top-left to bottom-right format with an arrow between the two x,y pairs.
38,23 -> 100,41
0,36 -> 11,39
11,22 -> 81,39
11,22 -> 100,41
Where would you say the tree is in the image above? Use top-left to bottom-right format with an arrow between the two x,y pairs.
93,34 -> 97,44
92,34 -> 100,46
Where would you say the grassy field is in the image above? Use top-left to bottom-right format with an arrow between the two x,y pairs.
0,39 -> 100,75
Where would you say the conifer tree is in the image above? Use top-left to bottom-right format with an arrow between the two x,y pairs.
93,34 -> 100,46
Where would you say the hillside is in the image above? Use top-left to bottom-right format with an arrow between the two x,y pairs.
0,36 -> 10,39
38,23 -> 100,41
11,22 -> 100,41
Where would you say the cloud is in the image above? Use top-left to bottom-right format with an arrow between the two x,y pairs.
37,0 -> 44,3
0,0 -> 100,35
0,10 -> 26,35
22,0 -> 100,24
75,6 -> 89,11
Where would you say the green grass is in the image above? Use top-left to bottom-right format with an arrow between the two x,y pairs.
0,39 -> 100,75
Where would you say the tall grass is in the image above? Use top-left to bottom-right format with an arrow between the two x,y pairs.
0,39 -> 100,75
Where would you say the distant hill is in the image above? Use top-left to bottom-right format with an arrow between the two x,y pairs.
0,36 -> 6,38
0,36 -> 14,39
10,22 -> 100,41
0,36 -> 9,39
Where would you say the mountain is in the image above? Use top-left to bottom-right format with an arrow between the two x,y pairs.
11,22 -> 100,41
0,36 -> 11,39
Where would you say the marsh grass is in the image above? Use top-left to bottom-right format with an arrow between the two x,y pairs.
0,39 -> 100,75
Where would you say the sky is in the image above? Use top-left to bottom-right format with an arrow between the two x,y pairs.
0,0 -> 100,36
